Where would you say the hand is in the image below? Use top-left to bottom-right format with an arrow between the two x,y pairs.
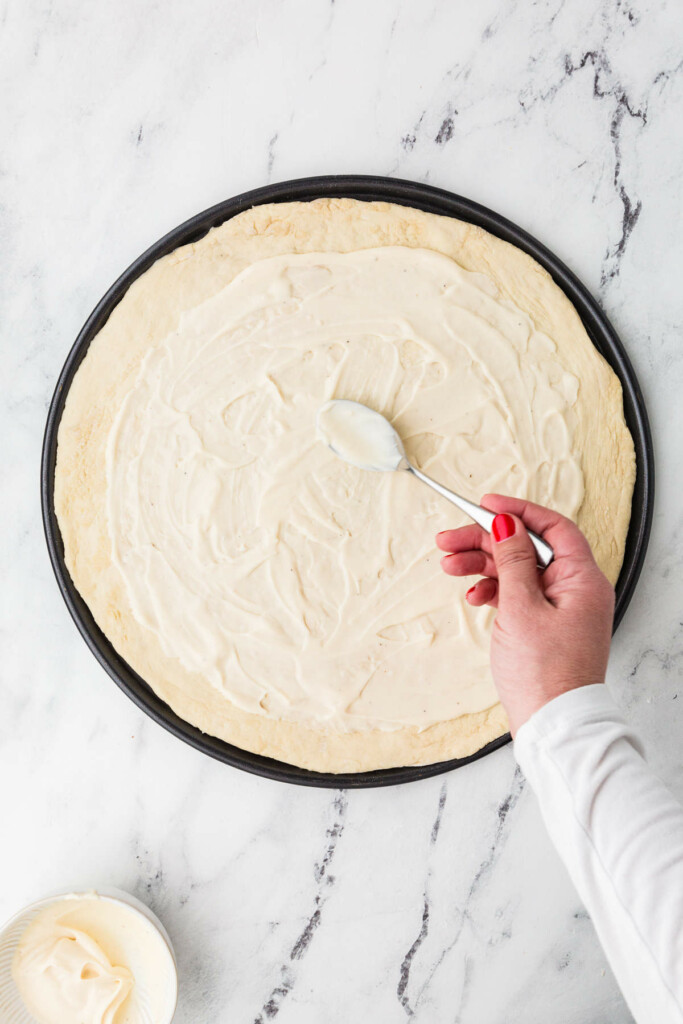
436,494 -> 615,737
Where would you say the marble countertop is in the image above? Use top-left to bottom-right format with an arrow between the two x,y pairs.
2,0 -> 682,1020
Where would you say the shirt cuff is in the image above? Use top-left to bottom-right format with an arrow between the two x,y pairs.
514,684 -> 621,760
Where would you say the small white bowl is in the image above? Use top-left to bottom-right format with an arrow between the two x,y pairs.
0,887 -> 178,1023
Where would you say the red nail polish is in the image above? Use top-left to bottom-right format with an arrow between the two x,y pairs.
492,513 -> 515,542
466,585 -> 476,598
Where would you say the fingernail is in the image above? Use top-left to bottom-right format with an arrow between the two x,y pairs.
466,585 -> 476,599
492,513 -> 515,543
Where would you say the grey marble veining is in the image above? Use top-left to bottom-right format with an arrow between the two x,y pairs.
2,0 -> 682,1020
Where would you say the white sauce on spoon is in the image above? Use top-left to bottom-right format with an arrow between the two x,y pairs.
316,400 -> 408,472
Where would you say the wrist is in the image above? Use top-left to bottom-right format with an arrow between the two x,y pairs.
503,679 -> 606,737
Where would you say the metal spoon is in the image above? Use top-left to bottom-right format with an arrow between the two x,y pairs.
317,399 -> 554,569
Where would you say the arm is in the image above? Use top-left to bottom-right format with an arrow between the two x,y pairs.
437,496 -> 683,1024
516,685 -> 683,1024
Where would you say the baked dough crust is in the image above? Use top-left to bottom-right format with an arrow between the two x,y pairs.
54,199 -> 635,772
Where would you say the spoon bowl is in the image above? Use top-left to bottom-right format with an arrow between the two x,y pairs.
316,399 -> 409,473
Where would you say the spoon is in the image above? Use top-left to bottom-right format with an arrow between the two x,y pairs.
317,399 -> 554,569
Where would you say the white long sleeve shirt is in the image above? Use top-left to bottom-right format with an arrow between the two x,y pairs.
514,684 -> 683,1024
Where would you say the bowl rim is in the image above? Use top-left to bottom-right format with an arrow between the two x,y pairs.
41,174 -> 655,788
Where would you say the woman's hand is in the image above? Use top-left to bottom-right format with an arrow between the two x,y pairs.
436,494 -> 615,736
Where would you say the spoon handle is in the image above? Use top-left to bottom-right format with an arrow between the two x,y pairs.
408,466 -> 554,569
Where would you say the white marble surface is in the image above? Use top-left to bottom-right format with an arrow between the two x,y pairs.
2,0 -> 682,1020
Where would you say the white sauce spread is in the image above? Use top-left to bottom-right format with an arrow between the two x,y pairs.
106,247 -> 583,732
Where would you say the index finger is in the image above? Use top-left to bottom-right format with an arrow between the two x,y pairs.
436,523 -> 491,554
481,493 -> 595,564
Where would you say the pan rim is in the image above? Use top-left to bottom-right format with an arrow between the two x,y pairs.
40,174 -> 654,788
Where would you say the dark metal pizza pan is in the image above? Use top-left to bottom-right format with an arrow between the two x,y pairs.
41,175 -> 654,788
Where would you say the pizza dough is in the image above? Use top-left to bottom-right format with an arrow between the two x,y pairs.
54,199 -> 635,772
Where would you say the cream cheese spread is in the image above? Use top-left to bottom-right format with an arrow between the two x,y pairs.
11,894 -> 176,1024
105,246 -> 583,733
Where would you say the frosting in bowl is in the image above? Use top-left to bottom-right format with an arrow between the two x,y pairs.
11,893 -> 176,1024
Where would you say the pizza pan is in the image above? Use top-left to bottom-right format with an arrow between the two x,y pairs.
41,175 -> 654,788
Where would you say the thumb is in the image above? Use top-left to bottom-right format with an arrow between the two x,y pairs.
490,513 -> 543,608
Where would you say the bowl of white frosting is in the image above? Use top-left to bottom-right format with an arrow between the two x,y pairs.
0,888 -> 177,1024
